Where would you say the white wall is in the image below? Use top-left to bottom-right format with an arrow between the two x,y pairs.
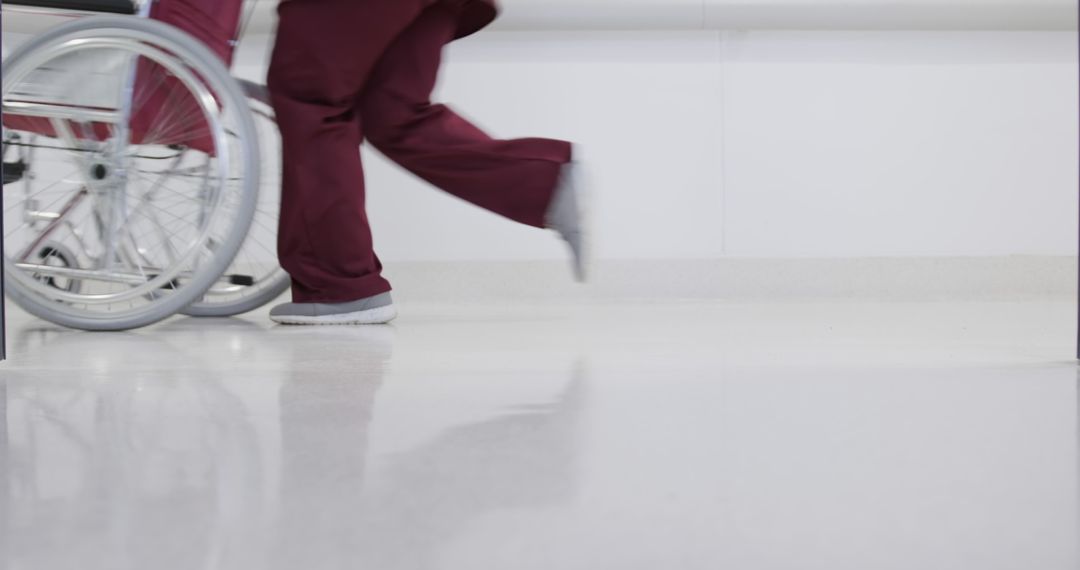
234,28 -> 1079,263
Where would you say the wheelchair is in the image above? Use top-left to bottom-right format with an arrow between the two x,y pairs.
2,0 -> 289,331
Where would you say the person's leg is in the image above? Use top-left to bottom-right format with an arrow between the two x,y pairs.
360,3 -> 573,229
267,0 -> 423,304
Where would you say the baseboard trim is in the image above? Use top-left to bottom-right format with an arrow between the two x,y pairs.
381,256 -> 1078,303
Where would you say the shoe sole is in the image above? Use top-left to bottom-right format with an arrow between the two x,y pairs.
270,305 -> 398,326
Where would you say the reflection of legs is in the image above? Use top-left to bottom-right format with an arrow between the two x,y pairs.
268,1 -> 422,303
361,4 -> 573,228
354,367 -> 586,568
272,329 -> 392,570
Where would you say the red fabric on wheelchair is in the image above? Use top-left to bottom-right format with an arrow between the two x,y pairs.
151,0 -> 244,64
132,0 -> 245,153
4,0 -> 245,155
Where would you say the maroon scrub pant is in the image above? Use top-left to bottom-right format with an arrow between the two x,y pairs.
267,1 -> 572,303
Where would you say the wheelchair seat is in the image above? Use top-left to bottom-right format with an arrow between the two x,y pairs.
2,0 -> 136,14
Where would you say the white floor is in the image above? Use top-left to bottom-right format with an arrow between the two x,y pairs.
2,299 -> 1078,570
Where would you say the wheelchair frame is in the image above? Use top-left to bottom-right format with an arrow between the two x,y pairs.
1,0 -> 288,331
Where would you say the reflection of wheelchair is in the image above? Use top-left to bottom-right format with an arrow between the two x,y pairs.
2,0 -> 288,331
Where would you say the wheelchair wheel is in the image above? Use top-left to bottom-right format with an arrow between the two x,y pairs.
182,81 -> 291,317
2,16 -> 259,331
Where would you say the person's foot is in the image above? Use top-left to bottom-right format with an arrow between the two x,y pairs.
545,161 -> 590,282
270,292 -> 397,325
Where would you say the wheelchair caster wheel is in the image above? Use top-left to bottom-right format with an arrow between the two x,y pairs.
30,242 -> 83,295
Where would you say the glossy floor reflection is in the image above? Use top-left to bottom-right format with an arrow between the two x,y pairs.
2,300 -> 1078,570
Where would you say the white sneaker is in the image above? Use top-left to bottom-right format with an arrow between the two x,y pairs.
545,160 -> 590,282
270,292 -> 397,325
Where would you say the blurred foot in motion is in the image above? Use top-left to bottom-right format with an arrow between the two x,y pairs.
546,160 -> 590,283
